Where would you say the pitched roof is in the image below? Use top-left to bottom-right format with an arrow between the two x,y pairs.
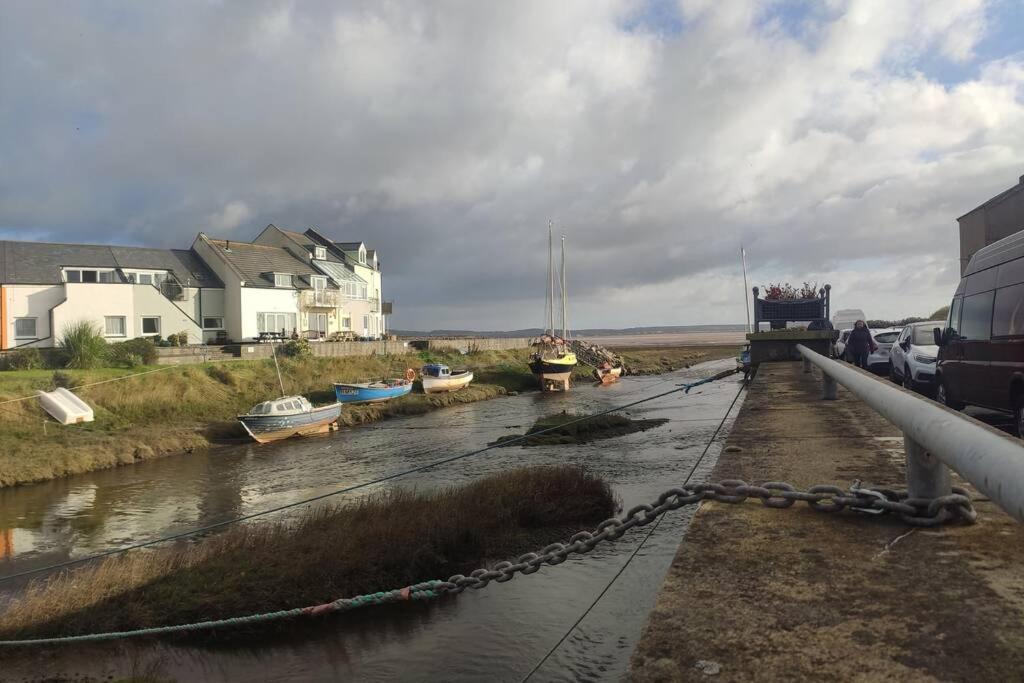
0,240 -> 222,287
204,239 -> 334,289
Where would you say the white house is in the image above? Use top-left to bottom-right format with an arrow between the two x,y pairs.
0,240 -> 225,350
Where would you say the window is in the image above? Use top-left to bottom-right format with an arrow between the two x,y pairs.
104,316 -> 126,337
960,291 -> 994,341
274,273 -> 293,288
139,273 -> 153,285
342,316 -> 351,329
912,326 -> 936,345
202,317 -> 224,329
98,270 -> 115,283
66,270 -> 81,283
311,276 -> 326,290
14,318 -> 36,339
311,313 -> 328,333
993,283 -> 1024,338
257,312 -> 297,334
362,314 -> 369,330
946,298 -> 962,339
141,317 -> 161,335
359,248 -> 366,264
874,331 -> 899,344
314,246 -> 326,260
81,270 -> 98,283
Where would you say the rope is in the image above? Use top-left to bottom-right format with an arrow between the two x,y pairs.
0,581 -> 446,646
520,380 -> 746,681
0,370 -> 741,586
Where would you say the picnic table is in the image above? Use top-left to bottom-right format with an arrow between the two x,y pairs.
257,331 -> 287,343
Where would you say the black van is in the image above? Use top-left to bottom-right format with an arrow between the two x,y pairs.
934,230 -> 1024,434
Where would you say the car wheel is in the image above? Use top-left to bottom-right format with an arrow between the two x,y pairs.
902,366 -> 914,391
936,380 -> 964,411
1015,395 -> 1024,438
888,362 -> 898,383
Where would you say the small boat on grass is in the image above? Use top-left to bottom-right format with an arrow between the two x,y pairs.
420,364 -> 473,394
334,375 -> 414,404
593,362 -> 623,384
238,396 -> 342,444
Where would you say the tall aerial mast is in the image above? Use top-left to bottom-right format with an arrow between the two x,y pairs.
561,235 -> 568,340
548,222 -> 555,335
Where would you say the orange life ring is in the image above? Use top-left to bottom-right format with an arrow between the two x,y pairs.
404,368 -> 416,381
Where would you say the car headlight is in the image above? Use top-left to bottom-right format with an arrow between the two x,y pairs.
914,354 -> 936,364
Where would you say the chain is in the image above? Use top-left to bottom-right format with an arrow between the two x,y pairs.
438,478 -> 977,593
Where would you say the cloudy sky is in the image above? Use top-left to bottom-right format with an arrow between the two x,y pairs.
2,0 -> 1023,330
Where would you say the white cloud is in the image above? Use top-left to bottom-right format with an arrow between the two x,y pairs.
0,0 -> 1021,329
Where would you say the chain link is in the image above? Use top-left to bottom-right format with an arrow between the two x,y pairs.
437,478 -> 978,594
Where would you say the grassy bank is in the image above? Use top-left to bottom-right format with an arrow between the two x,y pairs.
613,344 -> 741,374
0,344 -> 739,488
0,466 -> 617,641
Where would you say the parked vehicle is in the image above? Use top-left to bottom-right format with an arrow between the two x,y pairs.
833,308 -> 867,331
420,364 -> 474,394
934,230 -> 1024,435
836,328 -> 853,359
889,321 -> 942,391
866,328 -> 900,373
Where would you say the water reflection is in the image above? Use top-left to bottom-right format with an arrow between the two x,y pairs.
2,360 -> 743,681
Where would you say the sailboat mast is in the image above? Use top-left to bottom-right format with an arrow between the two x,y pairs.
548,222 -> 555,336
270,340 -> 286,396
741,245 -> 751,333
561,235 -> 568,339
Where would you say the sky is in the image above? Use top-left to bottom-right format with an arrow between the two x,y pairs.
1,0 -> 1023,331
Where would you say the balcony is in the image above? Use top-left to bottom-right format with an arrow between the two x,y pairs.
301,290 -> 339,308
369,297 -> 380,312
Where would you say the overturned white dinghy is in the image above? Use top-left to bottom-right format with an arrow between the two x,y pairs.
37,387 -> 94,425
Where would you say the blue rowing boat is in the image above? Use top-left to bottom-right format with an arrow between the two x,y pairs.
334,379 -> 414,404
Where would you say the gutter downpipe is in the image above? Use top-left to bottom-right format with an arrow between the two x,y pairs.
0,285 -> 6,350
797,344 -> 1024,522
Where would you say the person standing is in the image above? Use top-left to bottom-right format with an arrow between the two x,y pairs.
846,320 -> 875,369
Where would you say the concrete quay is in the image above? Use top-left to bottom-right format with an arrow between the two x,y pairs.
630,361 -> 1024,682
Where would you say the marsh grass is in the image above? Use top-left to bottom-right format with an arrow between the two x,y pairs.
0,465 -> 616,641
493,412 -> 669,446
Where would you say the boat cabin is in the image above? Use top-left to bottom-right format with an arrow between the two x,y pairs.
246,395 -> 312,416
421,364 -> 452,378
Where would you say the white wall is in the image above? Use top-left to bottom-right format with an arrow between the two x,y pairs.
3,284 -> 66,348
240,287 -> 300,340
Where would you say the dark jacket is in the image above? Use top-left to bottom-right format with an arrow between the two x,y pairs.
847,327 -> 874,354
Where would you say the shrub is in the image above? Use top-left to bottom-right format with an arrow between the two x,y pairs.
280,338 -> 311,358
59,322 -> 108,369
51,370 -> 80,389
166,332 -> 190,348
206,364 -> 236,386
108,338 -> 158,367
6,347 -> 43,370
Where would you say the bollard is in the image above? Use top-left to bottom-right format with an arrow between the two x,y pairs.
904,433 -> 951,499
803,357 -> 812,373
822,374 -> 837,400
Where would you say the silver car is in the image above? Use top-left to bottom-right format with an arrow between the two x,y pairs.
867,328 -> 901,373
889,321 -> 942,392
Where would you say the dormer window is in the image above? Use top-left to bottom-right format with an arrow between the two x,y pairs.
274,273 -> 293,288
359,247 -> 366,264
314,246 -> 327,260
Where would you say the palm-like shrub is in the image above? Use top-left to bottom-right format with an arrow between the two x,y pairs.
59,321 -> 108,369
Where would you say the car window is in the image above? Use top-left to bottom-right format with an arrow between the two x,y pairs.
992,282 -> 1024,337
840,331 -> 850,342
947,298 -> 962,338
960,291 -> 994,341
912,326 -> 936,345
874,331 -> 899,343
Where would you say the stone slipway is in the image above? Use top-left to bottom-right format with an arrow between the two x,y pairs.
630,362 -> 1024,682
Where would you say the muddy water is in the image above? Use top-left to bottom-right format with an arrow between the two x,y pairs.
0,359 -> 744,682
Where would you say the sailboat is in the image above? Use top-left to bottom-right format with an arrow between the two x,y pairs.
529,224 -> 578,391
237,343 -> 343,443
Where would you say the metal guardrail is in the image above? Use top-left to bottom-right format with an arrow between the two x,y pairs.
796,344 -> 1024,522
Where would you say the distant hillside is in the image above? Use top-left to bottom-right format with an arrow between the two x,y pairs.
392,324 -> 747,338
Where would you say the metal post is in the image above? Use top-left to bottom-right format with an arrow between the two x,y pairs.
904,434 -> 951,499
803,357 -> 812,373
823,374 -> 837,400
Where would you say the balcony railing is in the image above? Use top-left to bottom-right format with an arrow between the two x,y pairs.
301,290 -> 339,308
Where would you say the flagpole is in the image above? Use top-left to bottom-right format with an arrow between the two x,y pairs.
741,245 -> 751,333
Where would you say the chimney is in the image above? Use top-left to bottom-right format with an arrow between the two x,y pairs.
225,240 -> 232,252
1019,174 -> 1024,185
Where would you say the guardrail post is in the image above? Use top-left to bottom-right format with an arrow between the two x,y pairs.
802,357 -> 812,373
822,374 -> 837,400
904,433 -> 951,498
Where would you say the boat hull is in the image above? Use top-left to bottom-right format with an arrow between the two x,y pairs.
594,366 -> 623,384
529,358 -> 577,391
237,404 -> 343,444
421,372 -> 474,394
334,382 -> 413,404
